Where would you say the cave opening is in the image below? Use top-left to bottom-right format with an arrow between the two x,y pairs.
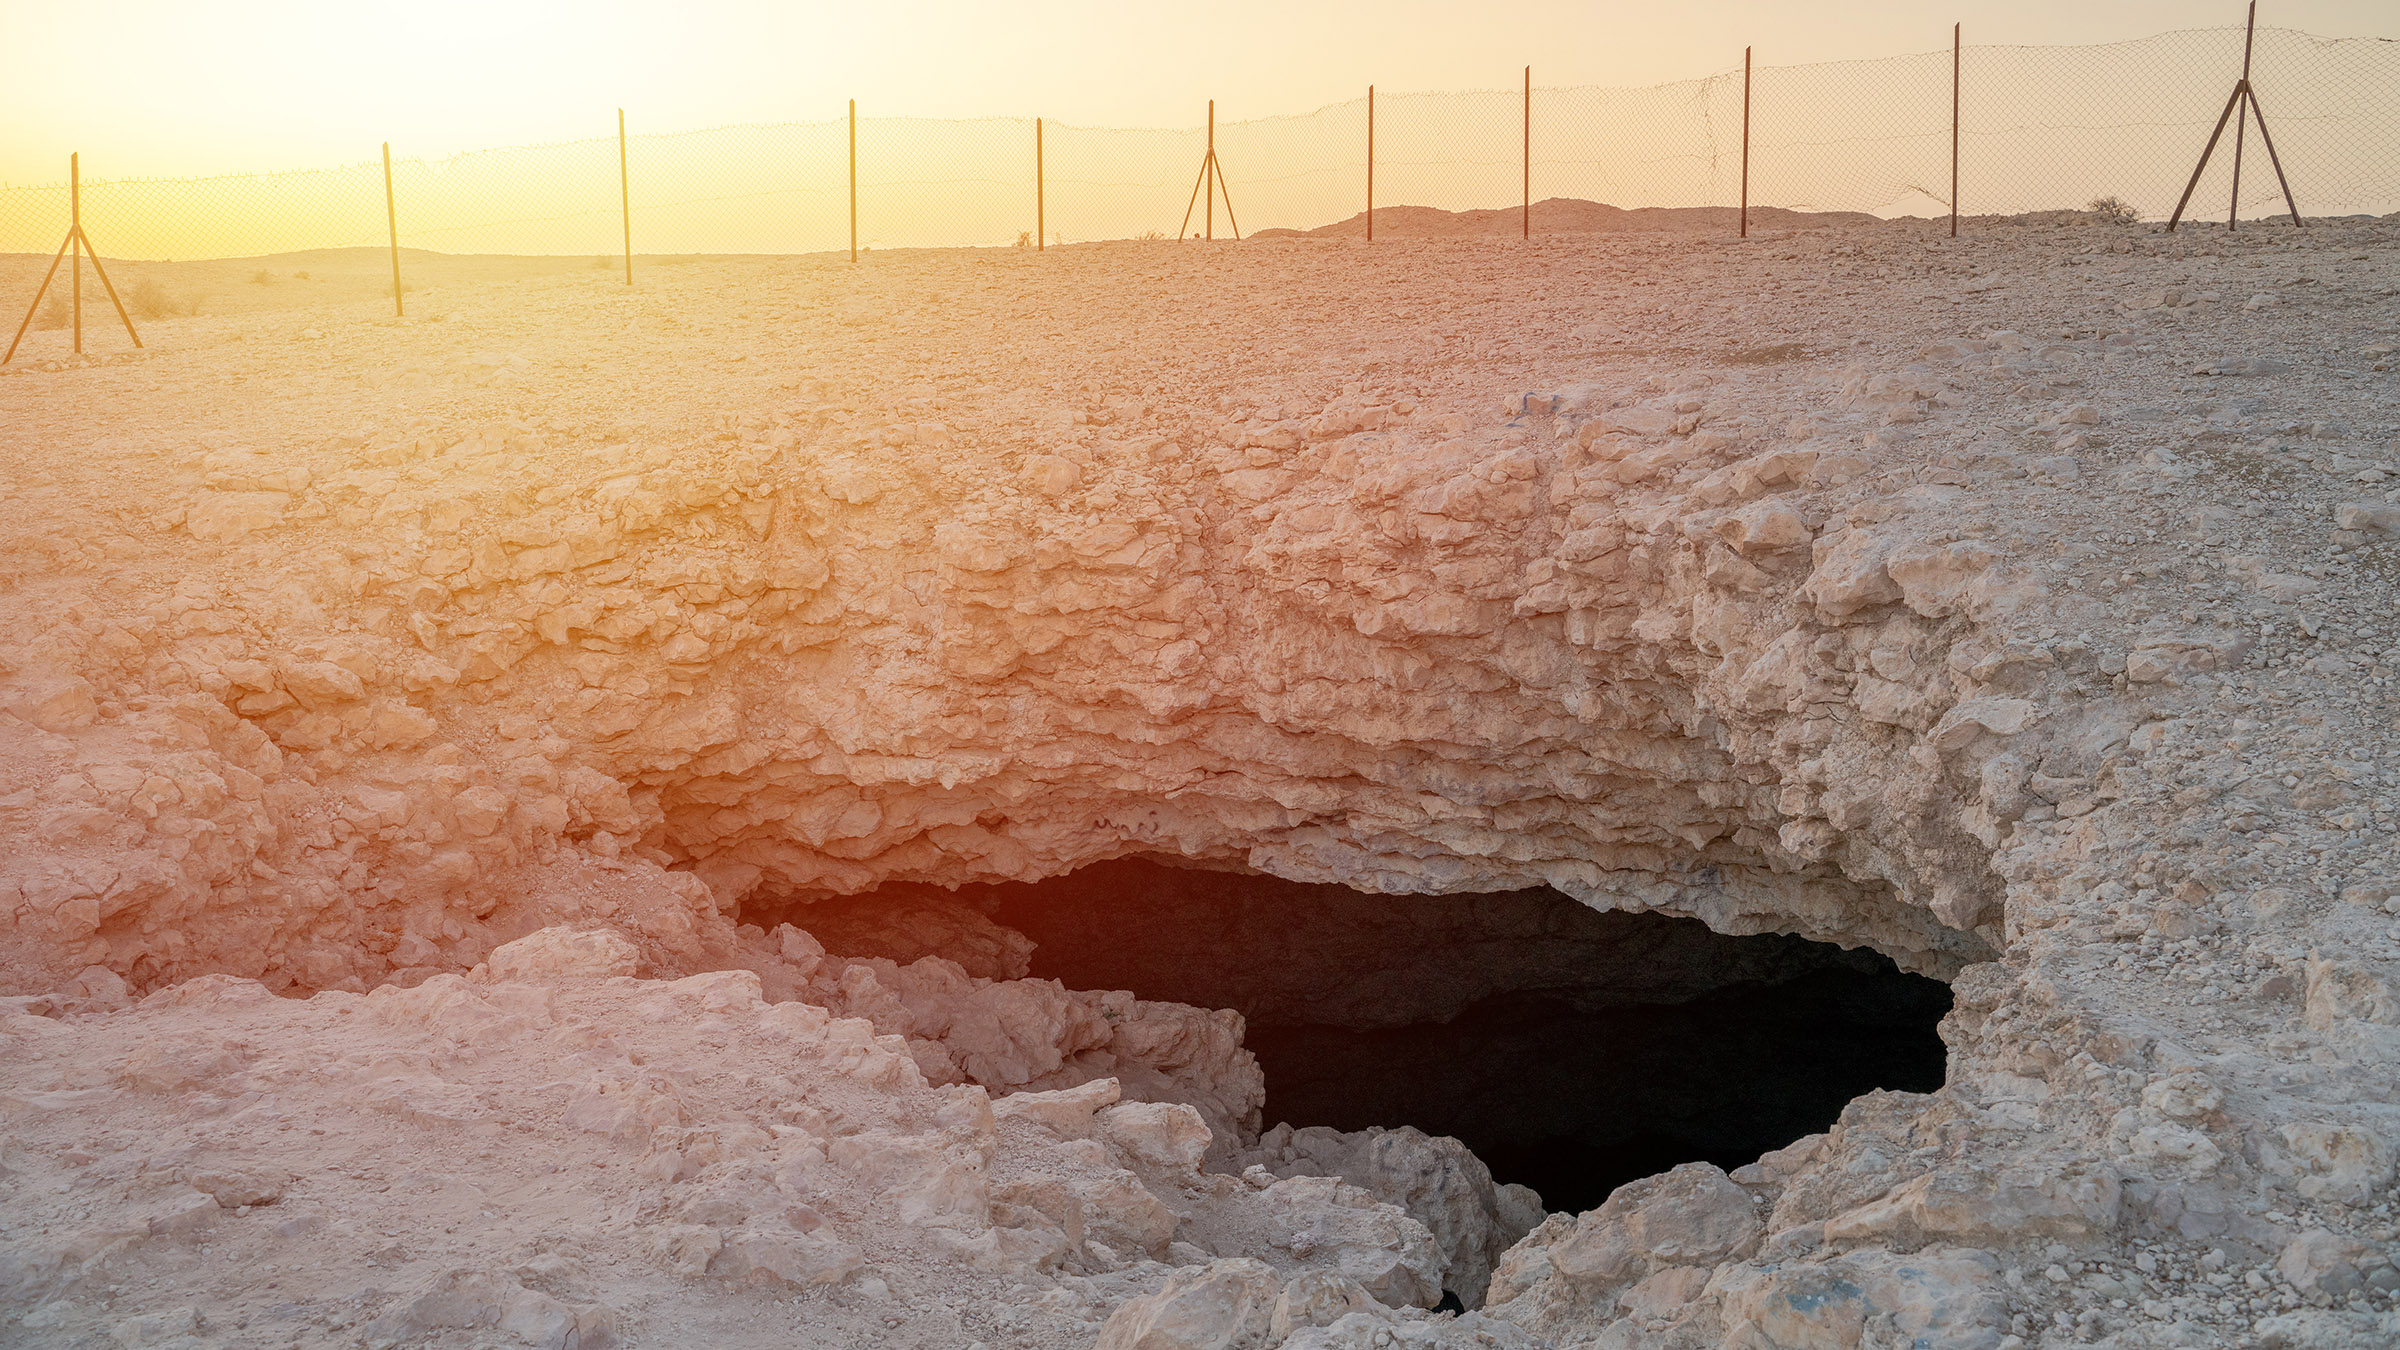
754,856 -> 1951,1217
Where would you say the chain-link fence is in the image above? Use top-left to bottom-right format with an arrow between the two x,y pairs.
2,23 -> 2396,270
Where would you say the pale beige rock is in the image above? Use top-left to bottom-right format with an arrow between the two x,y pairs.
1100,1100 -> 1214,1174
1715,498 -> 1813,555
1269,1271 -> 1379,1341
483,925 -> 642,980
1094,1258 -> 1282,1350
1234,1124 -> 1541,1308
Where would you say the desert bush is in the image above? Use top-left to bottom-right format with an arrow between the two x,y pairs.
129,279 -> 184,319
35,295 -> 68,330
592,255 -> 613,270
293,271 -> 310,280
1014,231 -> 1032,249
250,269 -> 275,286
2086,196 -> 2141,225
1136,229 -> 1165,241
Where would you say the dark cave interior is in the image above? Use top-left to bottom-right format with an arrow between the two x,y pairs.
772,856 -> 1951,1216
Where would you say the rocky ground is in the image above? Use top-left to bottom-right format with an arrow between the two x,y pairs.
2,213 -> 2398,1349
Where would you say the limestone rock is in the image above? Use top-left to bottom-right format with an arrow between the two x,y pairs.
483,926 -> 642,981
1093,1258 -> 1282,1350
1233,1124 -> 1542,1308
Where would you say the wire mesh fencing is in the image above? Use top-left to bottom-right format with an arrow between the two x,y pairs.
2,23 -> 2396,273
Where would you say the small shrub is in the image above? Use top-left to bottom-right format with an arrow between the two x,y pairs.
593,255 -> 613,270
1014,231 -> 1032,249
35,295 -> 68,330
2087,196 -> 2141,225
250,269 -> 274,286
129,278 -> 181,319
1137,229 -> 1165,241
293,271 -> 310,280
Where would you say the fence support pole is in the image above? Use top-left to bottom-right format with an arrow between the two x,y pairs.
2243,84 -> 2304,227
2229,1 -> 2255,228
1206,100 -> 1215,242
383,143 -> 403,318
3,228 -> 74,367
1522,67 -> 1530,241
619,109 -> 632,284
1950,23 -> 1960,239
1036,117 -> 1044,251
1366,85 -> 1374,242
2167,85 -> 2246,233
79,216 -> 137,350
71,152 -> 82,354
1179,140 -> 1207,240
2166,0 -> 2297,232
1740,48 -> 1751,238
4,153 -> 137,365
849,100 -> 858,262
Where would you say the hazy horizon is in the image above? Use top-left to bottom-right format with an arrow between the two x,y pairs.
5,1 -> 2393,186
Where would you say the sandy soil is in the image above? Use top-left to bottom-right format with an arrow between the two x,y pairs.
3,215 -> 2400,1349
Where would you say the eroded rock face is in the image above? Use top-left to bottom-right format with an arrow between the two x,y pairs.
1232,1125 -> 1545,1309
4,221 -> 2400,1346
0,949 -> 1483,1347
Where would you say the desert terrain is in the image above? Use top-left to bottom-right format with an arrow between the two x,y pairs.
2,212 -> 2398,1350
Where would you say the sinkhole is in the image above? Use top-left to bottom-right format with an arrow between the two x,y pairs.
765,856 -> 1950,1216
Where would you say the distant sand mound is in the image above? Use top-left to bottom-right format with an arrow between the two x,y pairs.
1252,197 -> 1880,239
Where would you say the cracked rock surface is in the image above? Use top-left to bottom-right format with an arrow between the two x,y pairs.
4,215 -> 2400,1347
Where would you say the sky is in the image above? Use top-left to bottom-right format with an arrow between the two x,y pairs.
5,1 -> 2395,185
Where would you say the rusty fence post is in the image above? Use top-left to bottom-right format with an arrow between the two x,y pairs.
849,99 -> 858,262
2245,81 -> 2303,227
1036,117 -> 1044,251
75,165 -> 136,351
1178,102 -> 1207,241
383,143 -> 403,317
2,232 -> 70,366
2167,0 -> 2299,233
5,153 -> 138,365
1951,23 -> 1960,239
1522,67 -> 1530,241
619,109 -> 632,284
1740,47 -> 1751,238
1177,100 -> 1241,243
2229,0 -> 2256,228
71,152 -> 82,353
1366,85 -> 1374,242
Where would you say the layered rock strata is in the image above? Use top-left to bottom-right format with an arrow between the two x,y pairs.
4,218 -> 2399,1346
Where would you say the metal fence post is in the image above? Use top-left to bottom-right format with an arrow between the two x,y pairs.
1522,67 -> 1531,241
1207,100 -> 1215,241
1367,85 -> 1374,243
2230,0 -> 2256,229
383,143 -> 403,318
2166,0 -> 2297,233
849,99 -> 858,262
6,153 -> 138,365
71,153 -> 82,354
619,109 -> 632,284
1740,47 -> 1751,238
1036,117 -> 1044,251
1951,24 -> 1960,239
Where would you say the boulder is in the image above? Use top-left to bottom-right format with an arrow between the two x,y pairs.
485,927 -> 642,981
1093,1258 -> 1282,1350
